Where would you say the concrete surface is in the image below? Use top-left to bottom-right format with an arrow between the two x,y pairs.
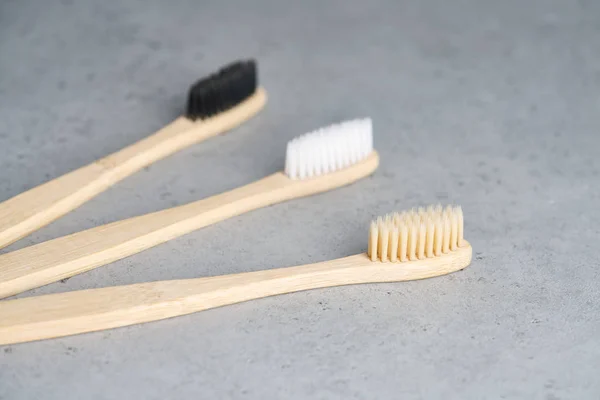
1,0 -> 599,398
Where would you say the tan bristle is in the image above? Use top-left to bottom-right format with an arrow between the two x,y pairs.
417,222 -> 426,260
407,221 -> 417,261
384,215 -> 392,226
389,228 -> 399,261
434,216 -> 442,256
450,213 -> 458,251
455,206 -> 464,246
378,220 -> 389,262
368,204 -> 465,262
368,221 -> 378,261
399,224 -> 408,262
426,218 -> 435,257
410,208 -> 417,221
442,215 -> 450,253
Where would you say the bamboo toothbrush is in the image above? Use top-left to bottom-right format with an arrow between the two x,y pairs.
0,60 -> 266,249
0,204 -> 471,345
0,118 -> 379,299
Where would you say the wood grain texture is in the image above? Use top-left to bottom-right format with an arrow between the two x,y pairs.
0,88 -> 267,249
0,241 -> 471,345
0,152 -> 379,299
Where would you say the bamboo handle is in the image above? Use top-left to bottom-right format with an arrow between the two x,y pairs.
0,243 -> 471,345
0,88 -> 267,249
0,152 -> 379,299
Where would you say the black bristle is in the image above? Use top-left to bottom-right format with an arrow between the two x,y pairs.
185,60 -> 258,120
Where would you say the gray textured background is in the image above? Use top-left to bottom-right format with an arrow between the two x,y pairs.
1,0 -> 599,399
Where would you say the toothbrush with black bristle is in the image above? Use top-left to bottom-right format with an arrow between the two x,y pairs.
0,118 -> 379,299
0,60 -> 266,249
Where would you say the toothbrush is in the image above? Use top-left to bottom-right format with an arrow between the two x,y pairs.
0,119 -> 379,299
0,60 -> 266,249
0,204 -> 471,345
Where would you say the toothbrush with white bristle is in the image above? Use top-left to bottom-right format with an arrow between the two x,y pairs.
0,119 -> 379,299
0,204 -> 471,345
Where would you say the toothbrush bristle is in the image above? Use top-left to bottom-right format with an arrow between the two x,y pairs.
368,204 -> 465,262
186,60 -> 257,120
284,118 -> 373,180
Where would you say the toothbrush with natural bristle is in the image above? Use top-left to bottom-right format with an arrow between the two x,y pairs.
0,204 -> 470,345
0,118 -> 379,299
0,60 -> 266,249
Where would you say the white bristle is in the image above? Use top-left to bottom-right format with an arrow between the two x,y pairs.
367,204 -> 465,262
284,118 -> 374,179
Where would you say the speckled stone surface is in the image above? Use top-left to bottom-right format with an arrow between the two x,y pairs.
1,0 -> 599,398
